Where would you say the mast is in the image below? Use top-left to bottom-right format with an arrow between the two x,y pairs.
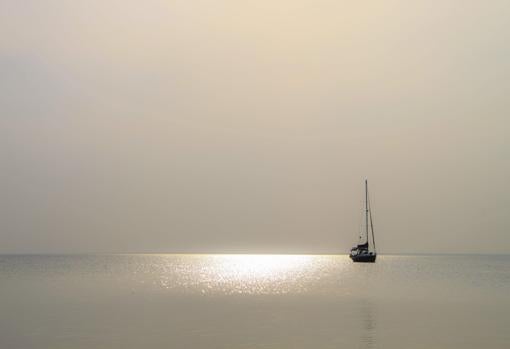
365,179 -> 369,248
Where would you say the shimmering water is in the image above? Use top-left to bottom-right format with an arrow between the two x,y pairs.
1,254 -> 509,348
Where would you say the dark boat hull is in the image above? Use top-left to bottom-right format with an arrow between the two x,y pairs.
350,254 -> 377,263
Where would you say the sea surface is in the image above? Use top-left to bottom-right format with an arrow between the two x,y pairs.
1,254 -> 509,349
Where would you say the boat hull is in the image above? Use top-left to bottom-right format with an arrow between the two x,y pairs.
350,254 -> 377,263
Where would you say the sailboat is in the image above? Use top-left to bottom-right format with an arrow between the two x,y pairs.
349,180 -> 377,263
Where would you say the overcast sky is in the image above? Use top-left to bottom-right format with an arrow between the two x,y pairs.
1,0 -> 509,254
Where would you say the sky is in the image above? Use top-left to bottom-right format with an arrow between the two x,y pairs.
1,0 -> 509,254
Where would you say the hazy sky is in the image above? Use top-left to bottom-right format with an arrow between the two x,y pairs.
1,0 -> 509,254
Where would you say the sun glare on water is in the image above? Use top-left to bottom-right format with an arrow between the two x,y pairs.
157,254 -> 335,295
209,254 -> 316,280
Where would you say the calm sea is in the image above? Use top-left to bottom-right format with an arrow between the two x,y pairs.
1,254 -> 509,349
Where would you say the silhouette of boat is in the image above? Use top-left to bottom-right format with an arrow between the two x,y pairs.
350,180 -> 377,263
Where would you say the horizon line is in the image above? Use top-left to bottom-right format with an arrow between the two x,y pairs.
1,252 -> 509,256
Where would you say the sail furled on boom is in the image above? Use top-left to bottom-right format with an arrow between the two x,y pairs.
357,242 -> 369,249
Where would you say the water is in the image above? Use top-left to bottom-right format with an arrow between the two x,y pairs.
1,254 -> 509,348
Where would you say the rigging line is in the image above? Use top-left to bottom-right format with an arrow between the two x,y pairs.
358,199 -> 365,244
368,191 -> 376,252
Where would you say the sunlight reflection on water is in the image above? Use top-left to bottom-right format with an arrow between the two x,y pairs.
156,254 -> 340,295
